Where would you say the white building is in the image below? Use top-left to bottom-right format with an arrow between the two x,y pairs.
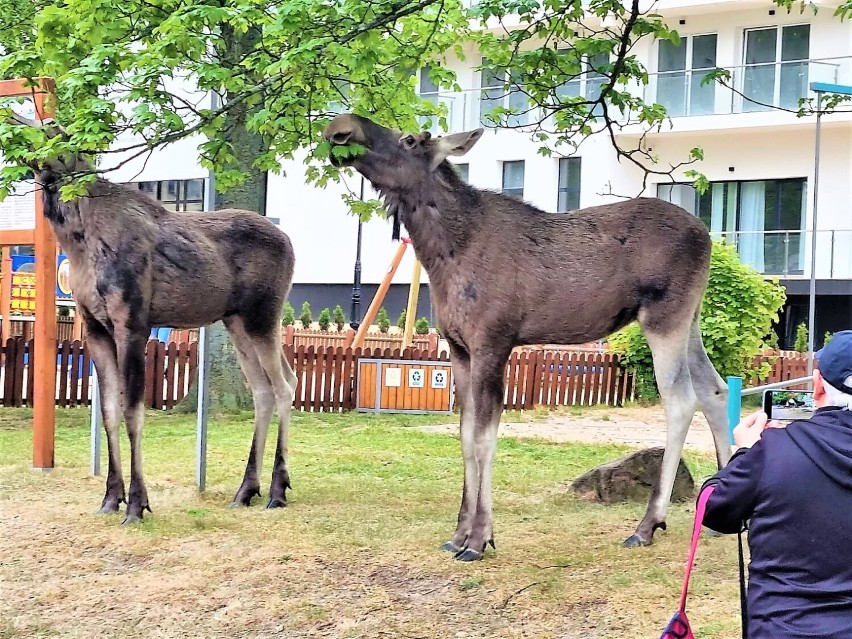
108,0 -> 852,348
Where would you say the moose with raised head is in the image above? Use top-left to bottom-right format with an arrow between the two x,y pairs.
9,113 -> 297,524
323,113 -> 731,561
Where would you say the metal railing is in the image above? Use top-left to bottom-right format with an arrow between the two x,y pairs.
713,229 -> 852,279
643,57 -> 847,117
411,56 -> 852,135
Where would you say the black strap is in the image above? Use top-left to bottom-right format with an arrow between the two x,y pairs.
738,524 -> 749,639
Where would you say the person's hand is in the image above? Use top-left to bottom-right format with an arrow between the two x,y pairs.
733,410 -> 783,449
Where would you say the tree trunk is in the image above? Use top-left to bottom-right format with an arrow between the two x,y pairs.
176,25 -> 269,415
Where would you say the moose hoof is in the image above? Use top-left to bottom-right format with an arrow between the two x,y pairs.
440,541 -> 463,554
623,533 -> 652,548
454,548 -> 484,562
266,498 -> 287,509
96,503 -> 121,515
121,514 -> 144,526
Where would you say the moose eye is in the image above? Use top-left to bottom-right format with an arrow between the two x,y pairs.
401,134 -> 418,149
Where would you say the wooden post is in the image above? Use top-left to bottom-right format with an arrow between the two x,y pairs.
402,260 -> 422,349
72,306 -> 83,341
348,239 -> 409,350
0,247 -> 11,352
32,182 -> 58,469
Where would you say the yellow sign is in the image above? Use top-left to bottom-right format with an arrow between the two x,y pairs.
10,271 -> 36,313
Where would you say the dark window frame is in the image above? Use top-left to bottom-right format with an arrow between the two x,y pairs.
136,178 -> 206,212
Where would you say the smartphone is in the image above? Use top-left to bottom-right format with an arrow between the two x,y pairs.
762,390 -> 816,423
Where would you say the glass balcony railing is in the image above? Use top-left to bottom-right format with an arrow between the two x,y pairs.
413,57 -> 852,135
645,57 -> 848,117
713,229 -> 852,279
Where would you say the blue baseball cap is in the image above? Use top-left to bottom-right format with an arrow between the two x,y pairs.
816,330 -> 852,394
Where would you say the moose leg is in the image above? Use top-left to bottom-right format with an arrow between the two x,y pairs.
441,345 -> 478,554
117,331 -> 152,524
687,318 -> 732,470
454,353 -> 505,562
253,334 -> 296,509
84,316 -> 125,514
224,317 -> 275,507
624,324 -> 697,548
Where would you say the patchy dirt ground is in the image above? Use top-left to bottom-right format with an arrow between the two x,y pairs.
422,405 -> 725,453
0,409 -> 743,639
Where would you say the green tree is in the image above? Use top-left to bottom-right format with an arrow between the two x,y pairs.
415,317 -> 430,335
609,241 -> 787,401
397,310 -> 407,330
299,302 -> 313,330
282,302 -> 295,327
794,322 -> 809,353
318,307 -> 331,331
332,304 -> 346,331
376,307 -> 390,334
824,331 -> 834,348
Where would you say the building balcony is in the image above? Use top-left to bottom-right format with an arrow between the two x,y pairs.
714,229 -> 852,280
417,56 -> 852,139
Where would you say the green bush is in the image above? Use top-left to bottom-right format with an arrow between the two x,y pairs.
609,240 -> 786,401
794,322 -> 809,353
318,307 -> 331,331
824,330 -> 833,347
282,302 -> 295,326
377,307 -> 390,333
415,317 -> 430,335
333,304 -> 346,331
397,310 -> 407,330
299,301 -> 313,330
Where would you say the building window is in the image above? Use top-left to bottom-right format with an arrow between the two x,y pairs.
418,65 -> 444,134
742,24 -> 810,112
136,179 -> 205,212
657,178 -> 806,275
655,34 -> 717,117
557,157 -> 581,212
480,58 -> 529,127
556,51 -> 609,116
453,163 -> 469,182
502,161 -> 525,199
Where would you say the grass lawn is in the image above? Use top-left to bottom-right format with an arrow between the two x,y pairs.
0,407 -> 744,638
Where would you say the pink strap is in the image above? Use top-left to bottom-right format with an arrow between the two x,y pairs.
679,485 -> 716,612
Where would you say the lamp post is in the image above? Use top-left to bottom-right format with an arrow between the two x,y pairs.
349,176 -> 365,330
807,82 -> 852,374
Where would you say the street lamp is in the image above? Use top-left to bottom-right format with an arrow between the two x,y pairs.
349,176 -> 365,331
807,82 -> 852,374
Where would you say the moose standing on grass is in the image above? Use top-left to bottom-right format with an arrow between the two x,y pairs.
7,112 -> 298,524
323,113 -> 731,561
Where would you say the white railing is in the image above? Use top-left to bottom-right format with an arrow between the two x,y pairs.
714,229 -> 852,279
644,57 -> 850,117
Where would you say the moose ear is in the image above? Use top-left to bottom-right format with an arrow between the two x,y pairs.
429,128 -> 484,171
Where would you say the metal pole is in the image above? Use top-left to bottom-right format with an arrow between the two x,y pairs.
90,365 -> 102,476
349,176 -> 365,331
807,92 -> 822,375
726,376 -> 743,445
195,324 -> 211,491
196,89 -> 218,492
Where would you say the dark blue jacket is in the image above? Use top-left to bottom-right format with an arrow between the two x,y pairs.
702,407 -> 852,639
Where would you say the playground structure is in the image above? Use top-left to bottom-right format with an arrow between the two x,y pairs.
0,77 -> 58,471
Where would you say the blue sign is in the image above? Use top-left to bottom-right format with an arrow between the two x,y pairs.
10,253 -> 74,302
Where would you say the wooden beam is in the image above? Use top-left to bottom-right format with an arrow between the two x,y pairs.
32,181 -> 57,470
349,240 -> 410,350
402,260 -> 422,348
0,230 -> 36,246
0,77 -> 56,100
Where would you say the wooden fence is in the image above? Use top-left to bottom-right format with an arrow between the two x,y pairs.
0,338 -> 817,412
